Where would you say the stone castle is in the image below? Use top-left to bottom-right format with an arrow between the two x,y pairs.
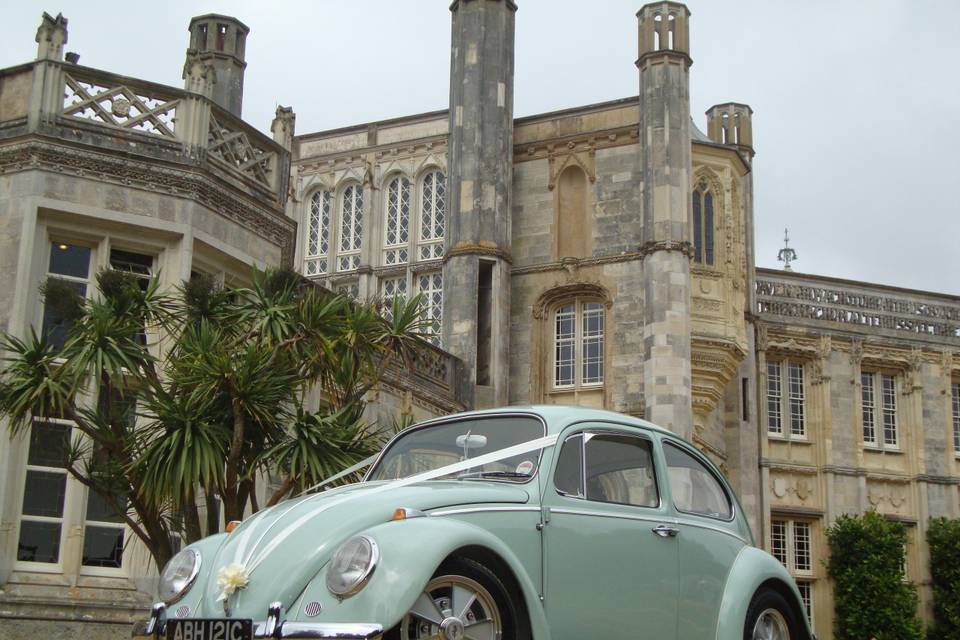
0,3 -> 957,639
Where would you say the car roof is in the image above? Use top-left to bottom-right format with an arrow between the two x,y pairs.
419,405 -> 678,439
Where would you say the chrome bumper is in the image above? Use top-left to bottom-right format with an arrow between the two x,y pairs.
132,602 -> 384,640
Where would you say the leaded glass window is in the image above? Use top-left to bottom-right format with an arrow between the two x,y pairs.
862,372 -> 898,449
553,300 -> 605,389
383,177 -> 410,266
692,180 -> 715,266
380,275 -> 407,321
417,272 -> 443,347
419,171 -> 445,261
766,360 -> 805,439
339,185 -> 363,272
305,190 -> 331,276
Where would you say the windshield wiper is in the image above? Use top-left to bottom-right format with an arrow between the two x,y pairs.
458,470 -> 532,480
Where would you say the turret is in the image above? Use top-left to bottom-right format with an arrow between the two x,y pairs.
443,0 -> 517,408
184,15 -> 249,117
637,1 -> 694,438
706,102 -> 754,159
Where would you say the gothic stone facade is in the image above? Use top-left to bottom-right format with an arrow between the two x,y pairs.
0,4 -> 958,640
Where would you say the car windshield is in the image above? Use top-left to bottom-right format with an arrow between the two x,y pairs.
367,416 -> 545,483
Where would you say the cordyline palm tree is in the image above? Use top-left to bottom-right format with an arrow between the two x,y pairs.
0,267 -> 431,570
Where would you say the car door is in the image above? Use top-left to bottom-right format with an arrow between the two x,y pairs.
661,439 -> 748,638
542,427 -> 678,640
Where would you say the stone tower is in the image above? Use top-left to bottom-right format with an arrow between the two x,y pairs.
443,0 -> 517,408
706,102 -> 755,161
637,2 -> 694,437
185,15 -> 249,117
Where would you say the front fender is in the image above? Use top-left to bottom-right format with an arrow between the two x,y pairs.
715,546 -> 813,640
291,517 -> 550,639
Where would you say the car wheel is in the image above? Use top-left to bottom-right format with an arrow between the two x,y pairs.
744,588 -> 801,640
392,557 -> 523,640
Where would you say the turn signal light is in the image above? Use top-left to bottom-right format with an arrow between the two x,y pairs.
225,520 -> 242,533
391,507 -> 427,521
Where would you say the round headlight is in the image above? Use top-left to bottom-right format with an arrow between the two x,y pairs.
159,548 -> 201,603
325,535 -> 379,598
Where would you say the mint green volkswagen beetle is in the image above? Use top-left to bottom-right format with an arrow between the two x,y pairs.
134,406 -> 813,640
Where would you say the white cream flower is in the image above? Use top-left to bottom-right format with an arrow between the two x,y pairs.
216,563 -> 250,602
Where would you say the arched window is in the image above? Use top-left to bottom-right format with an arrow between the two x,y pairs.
554,300 -> 604,388
417,272 -> 443,347
383,176 -> 410,265
692,179 -> 715,266
305,190 -> 330,276
419,171 -> 445,261
339,185 -> 363,272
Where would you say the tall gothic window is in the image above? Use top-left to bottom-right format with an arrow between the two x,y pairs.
766,360 -> 806,439
380,275 -> 407,322
417,272 -> 443,347
554,300 -> 604,388
862,371 -> 898,449
338,185 -> 363,272
419,171 -> 445,261
17,420 -> 71,564
305,190 -> 331,276
383,177 -> 410,266
692,179 -> 715,266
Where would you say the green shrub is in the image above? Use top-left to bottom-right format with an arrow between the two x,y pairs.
928,517 -> 960,640
826,511 -> 923,640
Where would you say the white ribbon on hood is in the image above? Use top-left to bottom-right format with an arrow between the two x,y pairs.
233,433 -> 558,574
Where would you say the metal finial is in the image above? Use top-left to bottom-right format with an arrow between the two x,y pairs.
777,228 -> 797,271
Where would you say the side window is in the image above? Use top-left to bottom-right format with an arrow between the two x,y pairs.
663,442 -> 731,519
583,433 -> 658,508
554,434 -> 583,497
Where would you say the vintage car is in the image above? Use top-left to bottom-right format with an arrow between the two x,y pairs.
134,406 -> 813,640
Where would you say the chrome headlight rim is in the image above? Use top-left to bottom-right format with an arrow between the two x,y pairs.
159,548 -> 202,604
325,535 -> 380,598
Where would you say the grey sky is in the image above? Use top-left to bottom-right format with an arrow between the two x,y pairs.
3,1 -> 958,295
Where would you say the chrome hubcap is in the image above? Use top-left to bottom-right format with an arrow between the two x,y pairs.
752,608 -> 790,640
399,574 -> 502,640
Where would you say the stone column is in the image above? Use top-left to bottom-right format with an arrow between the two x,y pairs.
637,2 -> 693,437
443,0 -> 516,408
28,13 -> 68,131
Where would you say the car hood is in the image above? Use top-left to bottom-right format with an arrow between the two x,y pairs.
197,480 -> 530,618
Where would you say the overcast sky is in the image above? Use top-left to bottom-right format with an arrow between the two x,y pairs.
3,1 -> 958,296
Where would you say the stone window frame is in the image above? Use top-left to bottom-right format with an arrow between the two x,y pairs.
765,358 -> 808,441
860,368 -> 901,451
769,516 -> 816,626
379,273 -> 408,322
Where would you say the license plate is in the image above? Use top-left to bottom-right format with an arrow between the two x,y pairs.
166,618 -> 252,640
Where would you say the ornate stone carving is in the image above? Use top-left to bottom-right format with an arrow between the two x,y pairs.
691,337 -> 747,421
0,140 -> 296,264
547,148 -> 595,190
771,476 -> 814,502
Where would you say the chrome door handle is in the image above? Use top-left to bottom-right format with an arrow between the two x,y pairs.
652,524 -> 679,538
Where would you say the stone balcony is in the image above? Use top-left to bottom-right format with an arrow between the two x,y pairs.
0,58 -> 295,261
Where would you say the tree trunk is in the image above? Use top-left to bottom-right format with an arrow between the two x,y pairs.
183,494 -> 202,544
205,491 -> 220,535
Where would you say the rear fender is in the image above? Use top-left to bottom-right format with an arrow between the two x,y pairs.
716,546 -> 813,640
290,517 -> 549,639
